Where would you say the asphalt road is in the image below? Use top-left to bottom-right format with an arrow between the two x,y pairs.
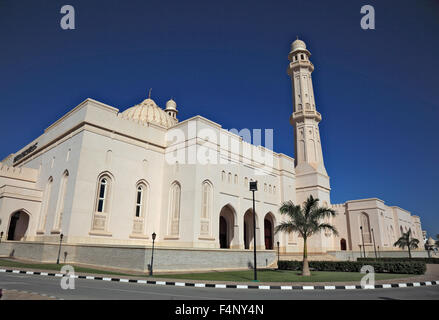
0,272 -> 438,300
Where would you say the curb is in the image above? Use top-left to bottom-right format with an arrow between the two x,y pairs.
1,268 -> 438,291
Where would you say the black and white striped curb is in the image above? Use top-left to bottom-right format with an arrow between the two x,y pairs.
1,268 -> 438,290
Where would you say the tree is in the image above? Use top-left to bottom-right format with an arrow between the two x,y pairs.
436,234 -> 439,247
274,195 -> 338,276
393,229 -> 419,258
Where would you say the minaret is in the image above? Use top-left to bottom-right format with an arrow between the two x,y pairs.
287,39 -> 332,253
287,38 -> 327,176
287,38 -> 331,206
165,99 -> 178,121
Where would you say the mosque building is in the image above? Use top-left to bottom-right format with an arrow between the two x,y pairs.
0,39 -> 425,271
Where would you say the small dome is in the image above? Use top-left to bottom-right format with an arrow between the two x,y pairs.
291,38 -> 308,53
121,98 -> 177,128
165,99 -> 177,111
427,237 -> 436,246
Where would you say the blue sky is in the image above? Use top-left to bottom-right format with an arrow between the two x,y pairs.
0,0 -> 438,237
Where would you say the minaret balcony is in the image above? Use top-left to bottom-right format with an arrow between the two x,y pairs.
287,61 -> 314,73
290,110 -> 322,124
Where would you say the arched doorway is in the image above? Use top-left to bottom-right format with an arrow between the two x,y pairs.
244,209 -> 258,249
264,213 -> 274,250
340,238 -> 347,251
219,205 -> 235,249
219,216 -> 228,248
7,211 -> 30,241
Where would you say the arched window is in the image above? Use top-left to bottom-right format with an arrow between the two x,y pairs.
360,213 -> 372,243
221,171 -> 226,182
228,172 -> 232,183
244,177 -> 248,187
389,225 -> 395,244
135,184 -> 146,218
200,181 -> 213,236
340,238 -> 347,250
94,173 -> 113,214
234,174 -> 238,184
38,177 -> 53,232
91,173 -> 113,233
168,182 -> 181,236
131,182 -> 148,236
54,170 -> 69,231
97,178 -> 108,213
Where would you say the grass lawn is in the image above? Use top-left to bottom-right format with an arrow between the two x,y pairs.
0,258 -> 414,283
155,269 -> 411,283
0,258 -> 137,277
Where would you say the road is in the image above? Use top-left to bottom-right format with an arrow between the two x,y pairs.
0,272 -> 438,300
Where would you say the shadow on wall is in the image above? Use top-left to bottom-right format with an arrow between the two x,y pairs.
9,249 -> 15,258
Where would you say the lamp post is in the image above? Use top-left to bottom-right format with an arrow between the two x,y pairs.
0,231 -> 3,244
277,241 -> 280,268
150,232 -> 156,276
249,181 -> 258,281
371,228 -> 378,260
360,226 -> 366,258
377,245 -> 380,258
56,233 -> 64,264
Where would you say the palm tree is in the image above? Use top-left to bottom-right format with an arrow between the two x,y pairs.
274,195 -> 338,276
393,229 -> 419,258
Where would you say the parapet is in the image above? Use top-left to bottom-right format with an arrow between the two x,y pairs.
0,163 -> 39,183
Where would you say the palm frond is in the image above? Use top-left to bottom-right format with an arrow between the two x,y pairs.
409,238 -> 419,249
274,221 -> 301,236
275,195 -> 338,239
310,206 -> 336,221
316,223 -> 339,237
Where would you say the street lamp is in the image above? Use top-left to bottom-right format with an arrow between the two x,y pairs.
56,233 -> 64,264
150,232 -> 156,276
277,241 -> 280,268
249,181 -> 258,281
360,226 -> 366,258
371,228 -> 378,260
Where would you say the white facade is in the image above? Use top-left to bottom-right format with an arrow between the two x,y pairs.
0,39 -> 424,259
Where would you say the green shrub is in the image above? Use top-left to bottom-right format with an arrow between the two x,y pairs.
278,260 -> 426,274
357,257 -> 439,264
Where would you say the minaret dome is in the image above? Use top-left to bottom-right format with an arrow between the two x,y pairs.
165,98 -> 178,120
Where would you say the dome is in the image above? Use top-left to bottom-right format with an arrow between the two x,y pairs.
165,99 -> 177,111
291,38 -> 309,53
427,237 -> 436,246
121,98 -> 177,128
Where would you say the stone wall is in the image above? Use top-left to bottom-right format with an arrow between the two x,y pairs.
0,241 -> 276,273
328,250 -> 432,261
